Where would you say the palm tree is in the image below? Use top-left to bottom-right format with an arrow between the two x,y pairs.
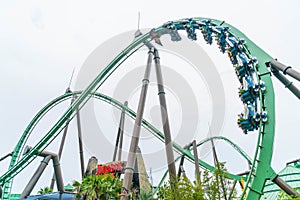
38,187 -> 53,195
75,174 -> 122,200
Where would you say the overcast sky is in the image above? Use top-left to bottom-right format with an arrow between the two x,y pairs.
0,0 -> 300,194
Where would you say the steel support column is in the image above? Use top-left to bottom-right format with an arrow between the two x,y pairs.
76,107 -> 85,178
270,66 -> 300,99
20,155 -> 51,199
273,176 -> 300,198
50,96 -> 75,190
121,49 -> 153,200
113,101 -> 128,161
192,140 -> 200,180
211,140 -> 227,200
153,49 -> 177,180
269,60 -> 300,82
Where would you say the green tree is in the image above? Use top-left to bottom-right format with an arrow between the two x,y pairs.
75,175 -> 122,200
38,187 -> 53,195
137,190 -> 156,200
72,180 -> 81,193
157,162 -> 237,200
157,176 -> 204,200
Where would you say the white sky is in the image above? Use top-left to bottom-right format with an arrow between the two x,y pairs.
0,0 -> 300,195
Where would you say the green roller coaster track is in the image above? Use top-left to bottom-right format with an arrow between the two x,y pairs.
0,17 -> 276,200
153,135 -> 253,195
2,91 -> 245,198
195,136 -> 253,165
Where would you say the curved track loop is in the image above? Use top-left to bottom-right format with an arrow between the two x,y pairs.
1,17 -> 276,199
153,136 -> 253,194
1,92 -> 243,187
196,136 -> 252,165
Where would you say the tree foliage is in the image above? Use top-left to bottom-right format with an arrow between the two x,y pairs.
72,163 -> 237,199
74,174 -> 122,200
38,186 -> 53,195
157,162 -> 237,200
277,189 -> 300,200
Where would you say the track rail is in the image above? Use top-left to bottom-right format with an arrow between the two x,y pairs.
1,17 -> 276,200
153,135 -> 253,195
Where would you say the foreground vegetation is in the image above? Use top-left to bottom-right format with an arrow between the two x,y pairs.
70,162 -> 237,200
37,163 -> 300,199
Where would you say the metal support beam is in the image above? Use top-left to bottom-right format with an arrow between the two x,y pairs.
50,96 -> 75,190
153,49 -> 177,180
113,101 -> 128,162
51,155 -> 64,193
269,60 -> 300,82
192,140 -> 200,181
177,156 -> 185,178
37,150 -> 64,193
273,176 -> 300,198
76,107 -> 85,178
23,146 -> 64,194
177,142 -> 191,178
0,153 -> 12,162
239,180 -> 244,190
180,166 -> 187,178
179,141 -> 192,180
286,159 -> 300,166
236,171 -> 250,176
228,180 -> 237,200
270,66 -> 300,99
20,155 -> 52,199
211,140 -> 227,200
121,49 -> 153,200
118,101 -> 127,161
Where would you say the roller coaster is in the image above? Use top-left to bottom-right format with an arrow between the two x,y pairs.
0,17 -> 300,200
